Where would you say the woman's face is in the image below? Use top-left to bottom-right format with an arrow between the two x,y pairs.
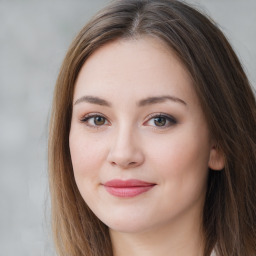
69,37 -> 222,234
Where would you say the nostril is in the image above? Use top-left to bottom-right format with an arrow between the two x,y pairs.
110,161 -> 138,168
107,145 -> 145,168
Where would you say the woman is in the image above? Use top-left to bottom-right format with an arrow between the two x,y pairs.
48,0 -> 256,255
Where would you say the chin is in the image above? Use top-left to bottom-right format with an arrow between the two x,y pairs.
99,213 -> 155,234
108,222 -> 150,234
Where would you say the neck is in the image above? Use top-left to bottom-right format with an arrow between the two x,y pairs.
110,212 -> 205,256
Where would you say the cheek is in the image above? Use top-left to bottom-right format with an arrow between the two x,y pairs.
69,129 -> 109,206
145,129 -> 211,214
146,127 -> 211,180
69,128 -> 107,178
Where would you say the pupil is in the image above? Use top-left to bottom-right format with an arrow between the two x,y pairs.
95,116 -> 105,125
154,117 -> 166,126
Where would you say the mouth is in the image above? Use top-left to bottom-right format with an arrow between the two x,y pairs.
103,179 -> 156,198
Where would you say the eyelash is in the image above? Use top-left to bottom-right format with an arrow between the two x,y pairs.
144,113 -> 177,129
80,113 -> 177,129
80,113 -> 109,129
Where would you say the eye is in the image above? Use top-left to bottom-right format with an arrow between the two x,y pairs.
153,116 -> 167,126
81,114 -> 109,127
145,113 -> 177,128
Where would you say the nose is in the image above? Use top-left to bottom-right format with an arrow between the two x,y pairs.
107,127 -> 145,169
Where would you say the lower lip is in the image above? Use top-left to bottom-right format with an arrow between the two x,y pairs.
104,185 -> 155,198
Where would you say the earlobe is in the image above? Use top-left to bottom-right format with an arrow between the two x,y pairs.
208,145 -> 225,171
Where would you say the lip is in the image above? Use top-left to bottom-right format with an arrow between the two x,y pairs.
103,179 -> 156,198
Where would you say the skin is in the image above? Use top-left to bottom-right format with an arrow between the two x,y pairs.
69,37 -> 224,256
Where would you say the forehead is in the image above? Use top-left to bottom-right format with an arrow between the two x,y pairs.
73,37 -> 197,106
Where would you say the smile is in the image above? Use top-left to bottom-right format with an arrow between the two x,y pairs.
103,179 -> 156,198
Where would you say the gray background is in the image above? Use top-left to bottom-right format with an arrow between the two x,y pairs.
0,0 -> 255,255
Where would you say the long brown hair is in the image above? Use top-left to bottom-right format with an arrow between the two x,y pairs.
48,0 -> 256,255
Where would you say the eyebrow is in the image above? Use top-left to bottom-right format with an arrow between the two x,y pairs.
74,96 -> 111,106
138,95 -> 187,107
74,95 -> 187,107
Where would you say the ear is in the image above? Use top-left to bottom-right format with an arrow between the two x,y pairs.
208,144 -> 225,171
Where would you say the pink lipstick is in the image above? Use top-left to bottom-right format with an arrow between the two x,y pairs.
103,179 -> 155,198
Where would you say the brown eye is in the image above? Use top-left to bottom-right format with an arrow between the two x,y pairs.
154,117 -> 166,126
145,114 -> 177,129
94,116 -> 106,126
81,114 -> 108,127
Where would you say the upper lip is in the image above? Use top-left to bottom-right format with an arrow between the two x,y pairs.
104,179 -> 156,187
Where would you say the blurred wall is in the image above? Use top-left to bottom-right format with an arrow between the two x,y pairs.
0,0 -> 255,255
